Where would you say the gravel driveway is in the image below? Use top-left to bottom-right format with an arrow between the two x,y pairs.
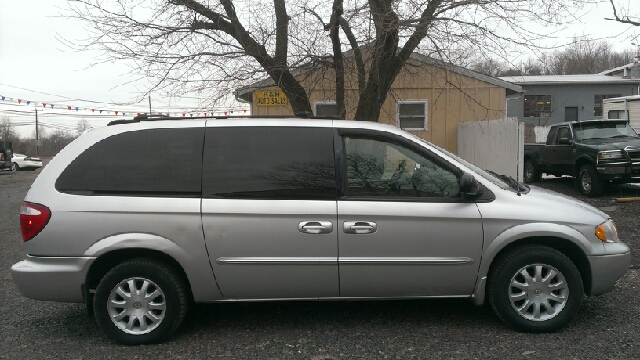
1,169 -> 638,359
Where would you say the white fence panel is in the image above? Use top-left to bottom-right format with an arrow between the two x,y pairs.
534,126 -> 551,143
457,117 -> 524,182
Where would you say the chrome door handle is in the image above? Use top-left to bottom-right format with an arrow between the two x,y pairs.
343,221 -> 377,234
298,221 -> 333,234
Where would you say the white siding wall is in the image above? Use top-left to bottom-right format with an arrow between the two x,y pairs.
534,126 -> 551,143
629,101 -> 640,132
457,118 -> 525,182
603,98 -> 640,132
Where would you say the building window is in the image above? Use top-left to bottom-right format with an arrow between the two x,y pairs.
607,110 -> 626,119
314,101 -> 338,116
397,101 -> 428,130
594,95 -> 621,117
523,95 -> 551,118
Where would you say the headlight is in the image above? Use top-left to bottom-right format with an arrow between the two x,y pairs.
598,150 -> 624,160
595,220 -> 619,243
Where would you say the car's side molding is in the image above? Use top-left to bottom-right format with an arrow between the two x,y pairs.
215,257 -> 474,266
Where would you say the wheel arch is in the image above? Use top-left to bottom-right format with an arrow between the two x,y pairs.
472,234 -> 593,305
574,155 -> 595,176
84,248 -> 193,303
487,237 -> 592,295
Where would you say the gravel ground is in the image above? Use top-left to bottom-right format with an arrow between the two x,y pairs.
0,168 -> 638,359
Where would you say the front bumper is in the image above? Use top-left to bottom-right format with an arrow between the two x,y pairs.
597,163 -> 640,182
10,255 -> 95,303
588,248 -> 631,296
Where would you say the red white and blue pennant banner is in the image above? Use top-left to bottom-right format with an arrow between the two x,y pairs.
0,94 -> 248,117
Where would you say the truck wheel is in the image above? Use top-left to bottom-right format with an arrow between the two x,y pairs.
93,258 -> 188,345
523,159 -> 541,183
488,245 -> 583,333
577,164 -> 604,197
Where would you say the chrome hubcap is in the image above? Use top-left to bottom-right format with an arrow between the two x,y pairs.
509,264 -> 568,321
581,171 -> 591,192
107,277 -> 166,335
525,165 -> 532,180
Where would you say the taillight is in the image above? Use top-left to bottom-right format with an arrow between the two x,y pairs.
20,202 -> 51,241
1,154 -> 4,161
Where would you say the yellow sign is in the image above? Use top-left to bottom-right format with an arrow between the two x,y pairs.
256,90 -> 288,106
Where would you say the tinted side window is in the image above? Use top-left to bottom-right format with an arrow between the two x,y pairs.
344,136 -> 459,199
546,127 -> 558,145
557,126 -> 572,141
202,127 -> 336,200
56,128 -> 204,196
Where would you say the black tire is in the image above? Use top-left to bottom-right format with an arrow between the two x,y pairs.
488,245 -> 583,333
11,163 -> 19,171
93,258 -> 188,345
577,164 -> 604,197
523,159 -> 541,183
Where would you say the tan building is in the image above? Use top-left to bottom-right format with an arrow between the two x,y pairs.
235,53 -> 522,154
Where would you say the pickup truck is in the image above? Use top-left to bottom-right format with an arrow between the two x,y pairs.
0,140 -> 13,171
523,119 -> 640,196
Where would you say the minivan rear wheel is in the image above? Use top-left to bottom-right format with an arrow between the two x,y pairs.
93,258 -> 188,345
488,245 -> 583,332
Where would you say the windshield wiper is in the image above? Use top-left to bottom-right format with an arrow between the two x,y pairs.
486,171 -> 528,196
609,135 -> 631,138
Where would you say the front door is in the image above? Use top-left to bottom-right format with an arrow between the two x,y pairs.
336,132 -> 484,297
544,125 -> 574,175
201,125 -> 339,299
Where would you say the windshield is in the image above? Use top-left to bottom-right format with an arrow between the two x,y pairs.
573,122 -> 639,141
404,132 -> 512,190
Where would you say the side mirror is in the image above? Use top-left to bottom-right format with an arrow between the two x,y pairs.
459,173 -> 480,197
558,137 -> 573,145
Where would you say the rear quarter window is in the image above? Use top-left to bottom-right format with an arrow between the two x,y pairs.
55,128 -> 204,196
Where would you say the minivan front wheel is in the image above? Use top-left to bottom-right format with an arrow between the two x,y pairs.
93,258 -> 188,345
488,245 -> 583,332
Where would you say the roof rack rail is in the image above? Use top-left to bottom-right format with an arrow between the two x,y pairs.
107,113 -> 339,126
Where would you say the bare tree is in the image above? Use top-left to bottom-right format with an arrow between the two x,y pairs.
608,0 -> 640,27
475,38 -> 636,76
66,0 -> 583,122
76,119 -> 92,135
0,117 -> 19,142
472,58 -> 507,77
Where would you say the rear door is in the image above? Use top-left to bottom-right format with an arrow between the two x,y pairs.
336,130 -> 484,297
201,124 -> 339,299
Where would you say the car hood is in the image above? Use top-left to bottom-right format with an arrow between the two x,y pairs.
579,137 -> 640,151
525,185 -> 608,220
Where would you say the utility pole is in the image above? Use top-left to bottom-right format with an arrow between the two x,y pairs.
35,109 -> 39,157
149,95 -> 152,115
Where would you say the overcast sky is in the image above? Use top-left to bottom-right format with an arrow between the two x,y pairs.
1,0 -> 639,138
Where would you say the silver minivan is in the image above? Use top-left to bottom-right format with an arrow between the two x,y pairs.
11,117 -> 630,344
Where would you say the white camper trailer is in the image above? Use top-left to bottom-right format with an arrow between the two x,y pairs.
603,95 -> 640,132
